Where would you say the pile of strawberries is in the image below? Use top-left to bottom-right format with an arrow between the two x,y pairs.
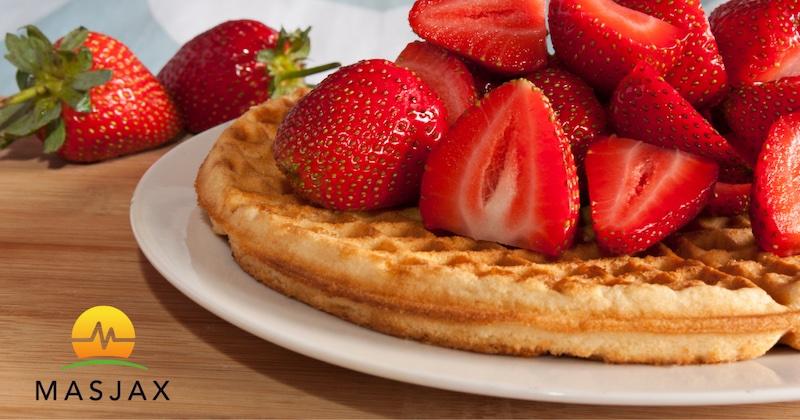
274,0 -> 800,258
0,21 -> 336,162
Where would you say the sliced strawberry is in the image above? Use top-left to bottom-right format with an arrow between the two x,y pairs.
710,0 -> 800,86
525,66 -> 608,165
409,0 -> 548,75
751,111 -> 800,257
396,41 -> 477,125
420,79 -> 580,256
549,0 -> 687,94
586,137 -> 719,255
616,0 -> 728,107
610,62 -> 739,164
706,183 -> 751,217
723,77 -> 800,164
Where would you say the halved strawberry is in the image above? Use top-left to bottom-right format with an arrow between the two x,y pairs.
549,0 -> 687,94
525,66 -> 607,165
751,111 -> 800,257
409,0 -> 548,75
723,77 -> 800,164
396,41 -> 477,124
706,183 -> 751,217
420,79 -> 580,256
616,0 -> 728,107
610,62 -> 739,164
586,137 -> 719,255
710,0 -> 800,86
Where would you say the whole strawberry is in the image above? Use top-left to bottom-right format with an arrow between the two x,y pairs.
273,59 -> 447,211
158,21 -> 338,133
0,26 -> 181,163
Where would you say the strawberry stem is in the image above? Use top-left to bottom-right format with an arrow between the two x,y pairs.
4,85 -> 47,106
279,62 -> 341,81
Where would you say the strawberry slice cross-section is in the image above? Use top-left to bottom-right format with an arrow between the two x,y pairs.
586,137 -> 719,255
409,0 -> 548,75
751,111 -> 800,257
549,0 -> 687,94
420,79 -> 580,257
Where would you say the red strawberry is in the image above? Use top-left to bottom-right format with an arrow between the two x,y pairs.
751,111 -> 800,257
0,26 -> 181,163
409,0 -> 548,75
710,0 -> 800,86
706,183 -> 751,217
525,66 -> 607,165
420,79 -> 580,257
610,62 -> 739,164
549,0 -> 687,94
586,137 -> 719,255
723,77 -> 800,164
273,60 -> 447,211
159,21 -> 339,133
719,156 -> 754,184
616,0 -> 728,107
396,41 -> 477,124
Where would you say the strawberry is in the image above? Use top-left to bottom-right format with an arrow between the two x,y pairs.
419,79 -> 580,257
0,26 -> 181,163
395,41 -> 477,125
723,77 -> 800,164
525,66 -> 607,165
409,0 -> 548,75
615,0 -> 728,107
706,183 -> 751,217
273,60 -> 447,211
586,137 -> 719,255
751,111 -> 800,257
719,156 -> 754,184
710,0 -> 800,86
610,62 -> 740,164
159,21 -> 339,133
549,0 -> 687,94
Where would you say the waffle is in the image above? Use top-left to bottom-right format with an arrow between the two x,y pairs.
195,92 -> 800,364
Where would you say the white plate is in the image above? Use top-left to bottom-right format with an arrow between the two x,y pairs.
131,125 -> 800,406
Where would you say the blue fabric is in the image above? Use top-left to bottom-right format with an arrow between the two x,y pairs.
1,0 -> 177,94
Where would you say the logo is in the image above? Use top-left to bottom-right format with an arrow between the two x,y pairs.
35,306 -> 169,401
63,305 -> 146,370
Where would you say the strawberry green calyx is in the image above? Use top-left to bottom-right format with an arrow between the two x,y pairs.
256,27 -> 340,98
0,25 -> 111,152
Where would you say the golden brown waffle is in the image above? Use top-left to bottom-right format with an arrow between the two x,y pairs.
195,92 -> 800,364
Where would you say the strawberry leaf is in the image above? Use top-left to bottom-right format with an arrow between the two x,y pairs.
42,118 -> 66,153
16,71 -> 32,89
0,102 -> 30,128
24,25 -> 52,49
4,33 -> 36,73
256,27 -> 339,98
71,69 -> 112,90
58,87 -> 91,113
59,27 -> 88,52
3,99 -> 61,136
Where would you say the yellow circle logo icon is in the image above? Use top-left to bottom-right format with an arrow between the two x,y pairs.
71,305 -> 135,359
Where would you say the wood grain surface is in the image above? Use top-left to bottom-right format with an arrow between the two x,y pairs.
1,137 -> 799,419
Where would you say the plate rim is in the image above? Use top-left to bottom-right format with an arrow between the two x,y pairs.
130,124 -> 800,407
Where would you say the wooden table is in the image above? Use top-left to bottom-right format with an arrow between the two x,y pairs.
1,137 -> 798,419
